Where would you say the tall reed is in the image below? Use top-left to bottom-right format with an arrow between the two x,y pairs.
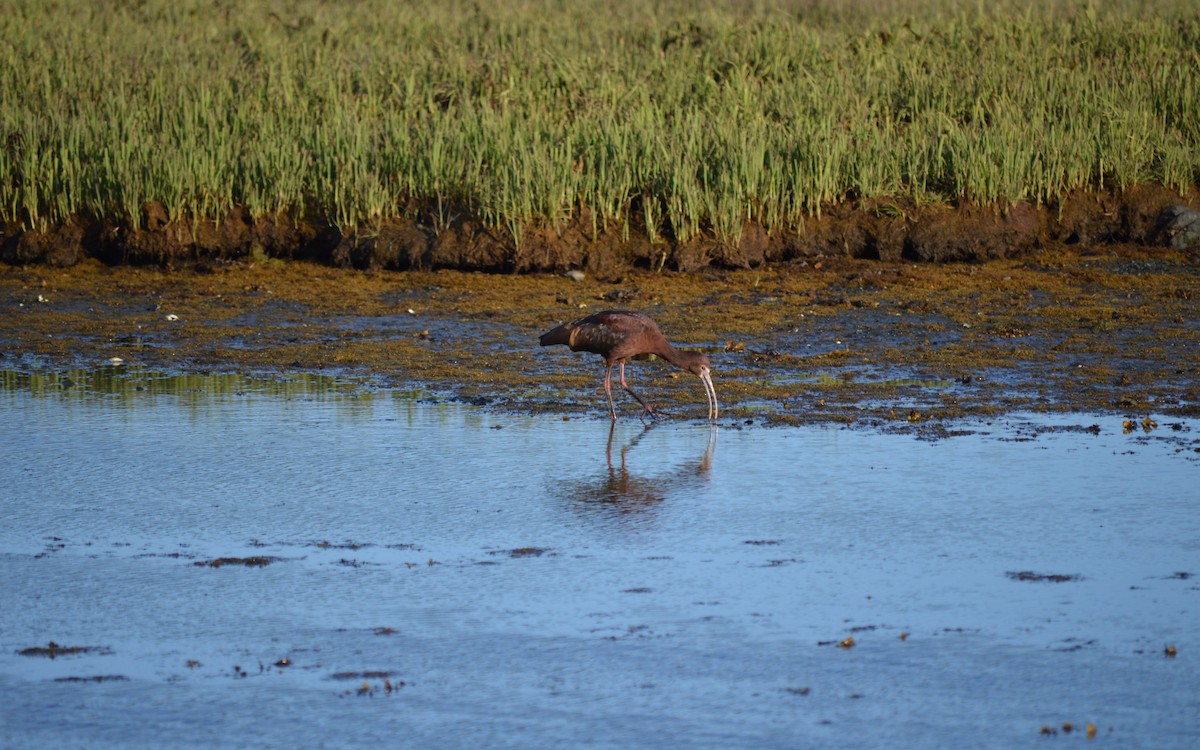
1,0 -> 1197,245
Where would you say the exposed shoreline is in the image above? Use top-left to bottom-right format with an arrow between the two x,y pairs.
4,184 -> 1197,273
3,241 -> 1196,429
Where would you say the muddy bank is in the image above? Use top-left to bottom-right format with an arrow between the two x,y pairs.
3,185 -> 1197,272
2,240 -> 1197,426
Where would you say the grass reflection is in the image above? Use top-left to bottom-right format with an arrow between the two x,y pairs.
0,366 -> 376,407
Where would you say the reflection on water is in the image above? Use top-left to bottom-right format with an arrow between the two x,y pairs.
562,425 -> 717,521
0,365 -> 434,425
1,366 -> 1198,750
0,365 -> 371,402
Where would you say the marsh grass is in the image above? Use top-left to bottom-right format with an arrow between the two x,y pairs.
1,0 -> 1197,244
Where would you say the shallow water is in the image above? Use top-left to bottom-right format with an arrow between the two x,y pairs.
1,368 -> 1197,749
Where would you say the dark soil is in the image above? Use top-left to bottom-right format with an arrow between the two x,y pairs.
2,186 -> 1196,272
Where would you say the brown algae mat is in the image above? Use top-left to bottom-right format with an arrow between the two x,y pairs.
1,246 -> 1197,429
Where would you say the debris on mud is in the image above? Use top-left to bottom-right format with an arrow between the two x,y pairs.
18,642 -> 113,659
492,547 -> 553,558
193,556 -> 280,568
1005,571 -> 1082,583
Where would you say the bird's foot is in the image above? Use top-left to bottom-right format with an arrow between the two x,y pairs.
639,406 -> 669,423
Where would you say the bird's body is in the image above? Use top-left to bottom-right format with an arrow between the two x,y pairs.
539,310 -> 718,421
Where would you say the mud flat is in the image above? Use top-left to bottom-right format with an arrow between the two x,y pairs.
1,242 -> 1196,427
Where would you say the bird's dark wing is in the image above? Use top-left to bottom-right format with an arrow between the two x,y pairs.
562,319 -> 627,356
580,310 -> 660,336
565,311 -> 661,358
539,310 -> 664,358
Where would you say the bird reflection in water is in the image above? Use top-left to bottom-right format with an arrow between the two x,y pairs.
562,424 -> 717,522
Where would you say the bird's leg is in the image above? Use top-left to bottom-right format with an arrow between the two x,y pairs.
618,361 -> 665,420
603,363 -> 618,421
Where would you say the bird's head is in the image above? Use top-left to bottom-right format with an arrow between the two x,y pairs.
684,352 -> 712,377
686,352 -> 719,421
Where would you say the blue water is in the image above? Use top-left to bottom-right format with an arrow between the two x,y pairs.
1,369 -> 1197,748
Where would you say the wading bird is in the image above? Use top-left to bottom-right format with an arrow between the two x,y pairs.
538,310 -> 718,422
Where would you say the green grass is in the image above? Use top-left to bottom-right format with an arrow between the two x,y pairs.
2,0 -> 1198,245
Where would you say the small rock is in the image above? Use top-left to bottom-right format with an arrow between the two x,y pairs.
1158,205 -> 1200,250
564,269 -> 586,282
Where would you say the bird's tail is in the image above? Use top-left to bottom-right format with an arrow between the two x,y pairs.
538,324 -> 571,347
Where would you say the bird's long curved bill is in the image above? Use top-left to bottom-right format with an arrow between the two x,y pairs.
700,371 -> 719,422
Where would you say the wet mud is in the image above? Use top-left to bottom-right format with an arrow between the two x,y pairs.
1,240 -> 1197,428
